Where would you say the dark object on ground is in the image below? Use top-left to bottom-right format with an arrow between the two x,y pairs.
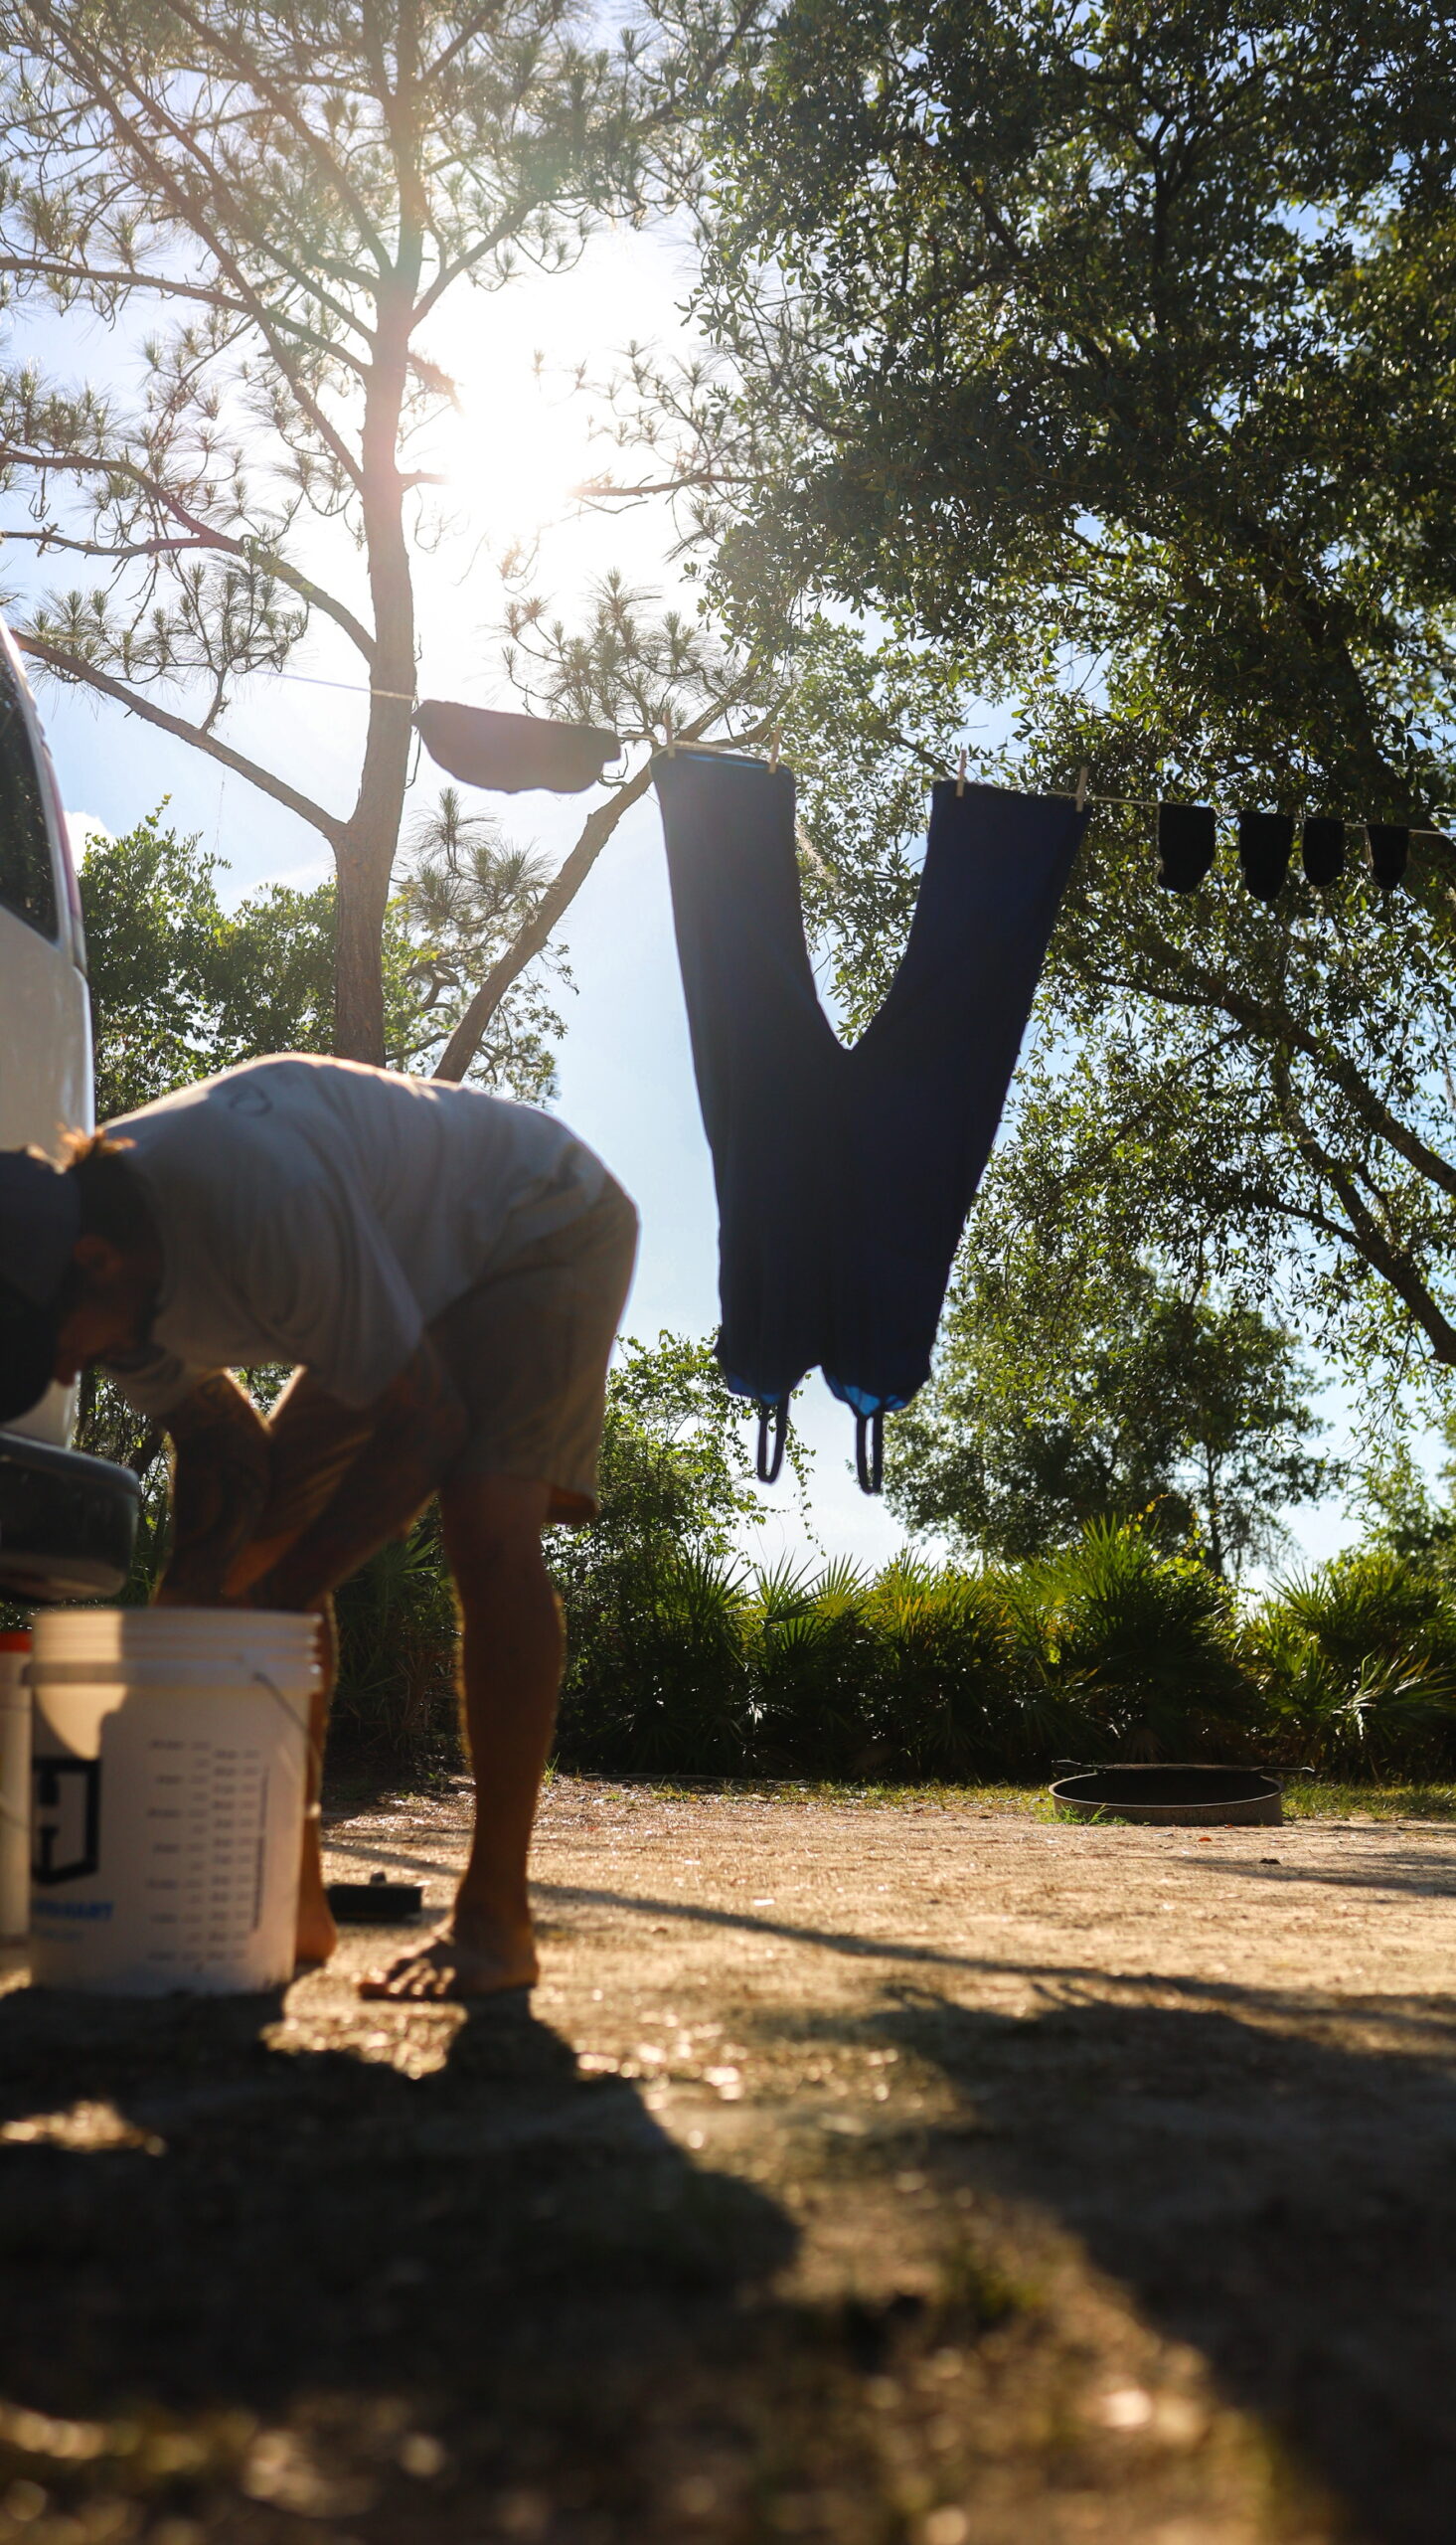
1050,1765 -> 1283,1825
327,1872 -> 424,1922
1301,816 -> 1346,886
1156,801 -> 1217,891
1367,822 -> 1410,888
1237,811 -> 1295,901
0,1433 -> 138,1600
654,757 -> 1083,1468
414,700 -> 619,794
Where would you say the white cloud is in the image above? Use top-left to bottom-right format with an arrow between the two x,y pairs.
65,809 -> 112,857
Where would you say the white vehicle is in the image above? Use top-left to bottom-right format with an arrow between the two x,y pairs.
0,621 -> 138,1597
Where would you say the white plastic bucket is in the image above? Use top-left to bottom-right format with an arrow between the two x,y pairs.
27,1608 -> 320,1995
0,1632 -> 31,1945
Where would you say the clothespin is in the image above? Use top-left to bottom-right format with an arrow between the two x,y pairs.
1075,764 -> 1089,811
956,748 -> 967,798
769,726 -> 781,771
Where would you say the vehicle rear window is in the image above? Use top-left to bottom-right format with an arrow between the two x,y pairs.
0,657 -> 58,938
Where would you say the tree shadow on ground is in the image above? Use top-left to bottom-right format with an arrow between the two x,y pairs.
878,1976 -> 1456,2545
0,1983 -> 796,2538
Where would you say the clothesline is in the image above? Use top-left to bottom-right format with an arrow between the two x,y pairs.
225,680 -> 1456,838
271,669 -> 418,703
1053,778 -> 1453,839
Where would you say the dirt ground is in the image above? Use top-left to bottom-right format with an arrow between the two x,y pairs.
2,1781 -> 1455,2545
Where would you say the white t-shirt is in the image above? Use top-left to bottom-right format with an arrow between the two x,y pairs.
101,1055 -> 608,1416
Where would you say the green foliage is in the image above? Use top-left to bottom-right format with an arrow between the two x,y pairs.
551,1331 -> 803,1768
635,0 -> 1456,1409
1246,1551 -> 1456,1776
80,804 -> 563,1118
0,0 -> 758,1051
854,1559 -> 1024,1780
273,1324 -> 1456,1788
696,0 -> 1456,814
750,1555 -> 880,1775
81,809 -> 334,1120
393,789 -> 566,1097
331,1509 -> 464,1776
890,1234 -> 1333,1575
1013,1523 -> 1252,1762
555,1519 -> 1456,1783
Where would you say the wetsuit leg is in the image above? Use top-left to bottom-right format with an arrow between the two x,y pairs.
654,751 -> 842,1406
826,779 -> 1085,1414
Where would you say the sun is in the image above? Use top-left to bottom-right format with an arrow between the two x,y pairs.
417,341 -> 599,551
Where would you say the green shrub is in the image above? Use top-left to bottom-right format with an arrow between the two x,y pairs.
556,1548 -> 759,1774
331,1508 -> 462,1776
858,1559 -> 1025,1779
315,1507 -> 1456,1789
1245,1550 -> 1456,1776
555,1522 -> 1266,1780
750,1558 -> 878,1775
1009,1521 -> 1256,1763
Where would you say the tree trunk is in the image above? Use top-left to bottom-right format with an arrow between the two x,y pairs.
334,275 -> 417,1064
433,758 -> 658,1083
334,814 -> 404,1065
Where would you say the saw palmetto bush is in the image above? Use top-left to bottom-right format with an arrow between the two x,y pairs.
1245,1552 -> 1456,1777
554,1521 -> 1289,1781
559,1549 -> 759,1775
324,1507 -> 1456,1785
310,1337 -> 1456,1786
1006,1523 -> 1258,1766
749,1557 -> 878,1775
331,1509 -> 462,1776
855,1559 -> 1029,1780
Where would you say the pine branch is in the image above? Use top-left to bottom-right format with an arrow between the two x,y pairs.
16,630 -> 346,848
433,705 -> 776,1083
0,255 -> 367,378
151,0 -> 393,276
0,439 -> 377,663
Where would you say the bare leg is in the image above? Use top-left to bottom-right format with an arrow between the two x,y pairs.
222,1378 -> 369,1971
294,1598 -> 339,1969
362,1474 -> 559,2002
225,1370 -> 379,1598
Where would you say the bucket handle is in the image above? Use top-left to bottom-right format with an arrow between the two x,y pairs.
251,1670 -> 325,1818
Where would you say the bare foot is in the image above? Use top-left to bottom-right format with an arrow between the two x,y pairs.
294,1887 -> 339,1973
359,1916 -> 538,2002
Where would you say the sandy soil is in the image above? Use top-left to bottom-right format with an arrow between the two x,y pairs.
1,1781 -> 1455,2544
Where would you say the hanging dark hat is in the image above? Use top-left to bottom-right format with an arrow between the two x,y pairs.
1238,810 -> 1295,902
0,1149 -> 81,1424
413,700 -> 620,795
1367,823 -> 1409,888
1155,802 -> 1217,892
1301,816 -> 1346,887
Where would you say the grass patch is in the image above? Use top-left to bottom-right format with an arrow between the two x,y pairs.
324,1769 -> 1456,1823
1279,1781 -> 1456,1820
638,1778 -> 1046,1811
594,1774 -> 1456,1822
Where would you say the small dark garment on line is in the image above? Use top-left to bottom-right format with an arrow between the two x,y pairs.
1156,802 -> 1217,892
654,754 -> 1085,1425
1301,816 -> 1346,886
414,700 -> 619,794
1238,810 -> 1295,901
1367,823 -> 1410,888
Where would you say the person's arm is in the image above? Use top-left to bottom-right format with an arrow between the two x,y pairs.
240,1337 -> 468,1612
155,1374 -> 273,1605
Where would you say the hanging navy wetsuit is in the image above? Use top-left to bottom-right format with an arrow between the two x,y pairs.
654,752 -> 1085,1480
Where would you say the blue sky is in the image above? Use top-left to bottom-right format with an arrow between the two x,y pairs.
19,220 -> 1369,1578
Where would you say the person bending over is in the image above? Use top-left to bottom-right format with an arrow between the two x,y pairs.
0,1055 -> 637,2001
